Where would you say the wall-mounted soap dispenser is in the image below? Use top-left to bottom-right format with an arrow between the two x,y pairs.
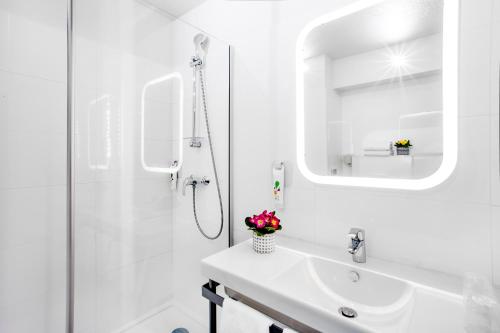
272,161 -> 285,209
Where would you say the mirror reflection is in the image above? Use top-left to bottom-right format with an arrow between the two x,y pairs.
141,73 -> 183,174
303,0 -> 444,180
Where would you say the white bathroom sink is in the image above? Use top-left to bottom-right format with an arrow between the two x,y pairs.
201,237 -> 465,333
273,256 -> 414,314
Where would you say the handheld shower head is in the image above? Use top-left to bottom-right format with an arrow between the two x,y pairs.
193,33 -> 209,59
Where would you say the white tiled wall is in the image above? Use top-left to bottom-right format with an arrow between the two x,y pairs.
493,207 -> 500,285
0,1 -> 67,332
182,0 -> 500,286
490,4 -> 500,286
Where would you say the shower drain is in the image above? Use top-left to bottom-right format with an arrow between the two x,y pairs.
339,306 -> 358,318
172,328 -> 189,333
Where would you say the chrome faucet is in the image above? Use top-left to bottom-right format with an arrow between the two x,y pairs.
348,228 -> 366,263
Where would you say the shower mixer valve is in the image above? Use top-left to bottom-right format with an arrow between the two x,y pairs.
182,175 -> 210,196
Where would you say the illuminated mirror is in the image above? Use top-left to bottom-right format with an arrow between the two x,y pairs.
296,0 -> 458,190
141,73 -> 184,174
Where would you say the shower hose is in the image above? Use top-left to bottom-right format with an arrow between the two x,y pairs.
192,66 -> 224,240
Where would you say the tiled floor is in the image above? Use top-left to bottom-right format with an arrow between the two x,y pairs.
123,305 -> 206,333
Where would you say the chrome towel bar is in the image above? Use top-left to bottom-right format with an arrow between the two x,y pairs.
202,281 -> 284,333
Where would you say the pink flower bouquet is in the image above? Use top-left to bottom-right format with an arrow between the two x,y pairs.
245,210 -> 283,236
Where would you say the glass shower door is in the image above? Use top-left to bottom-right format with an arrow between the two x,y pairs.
73,1 -> 230,332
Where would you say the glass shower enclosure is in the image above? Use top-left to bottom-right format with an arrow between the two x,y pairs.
1,0 -> 230,332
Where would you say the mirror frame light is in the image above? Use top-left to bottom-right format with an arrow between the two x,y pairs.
88,94 -> 112,170
296,0 -> 458,190
141,72 -> 184,174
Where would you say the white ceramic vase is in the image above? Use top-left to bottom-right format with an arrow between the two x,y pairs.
252,232 -> 276,254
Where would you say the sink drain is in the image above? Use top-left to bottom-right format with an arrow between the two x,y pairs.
339,307 -> 358,318
172,329 -> 189,333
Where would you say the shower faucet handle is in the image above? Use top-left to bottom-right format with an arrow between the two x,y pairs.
182,175 -> 196,196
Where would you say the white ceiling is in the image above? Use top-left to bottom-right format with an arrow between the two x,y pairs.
303,0 -> 443,60
142,0 -> 208,17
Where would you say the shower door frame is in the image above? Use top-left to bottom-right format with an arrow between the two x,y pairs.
66,0 -> 75,332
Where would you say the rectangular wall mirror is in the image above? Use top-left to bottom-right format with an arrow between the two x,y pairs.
296,0 -> 458,190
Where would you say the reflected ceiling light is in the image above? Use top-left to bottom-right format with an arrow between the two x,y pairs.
390,53 -> 408,68
384,43 -> 417,76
